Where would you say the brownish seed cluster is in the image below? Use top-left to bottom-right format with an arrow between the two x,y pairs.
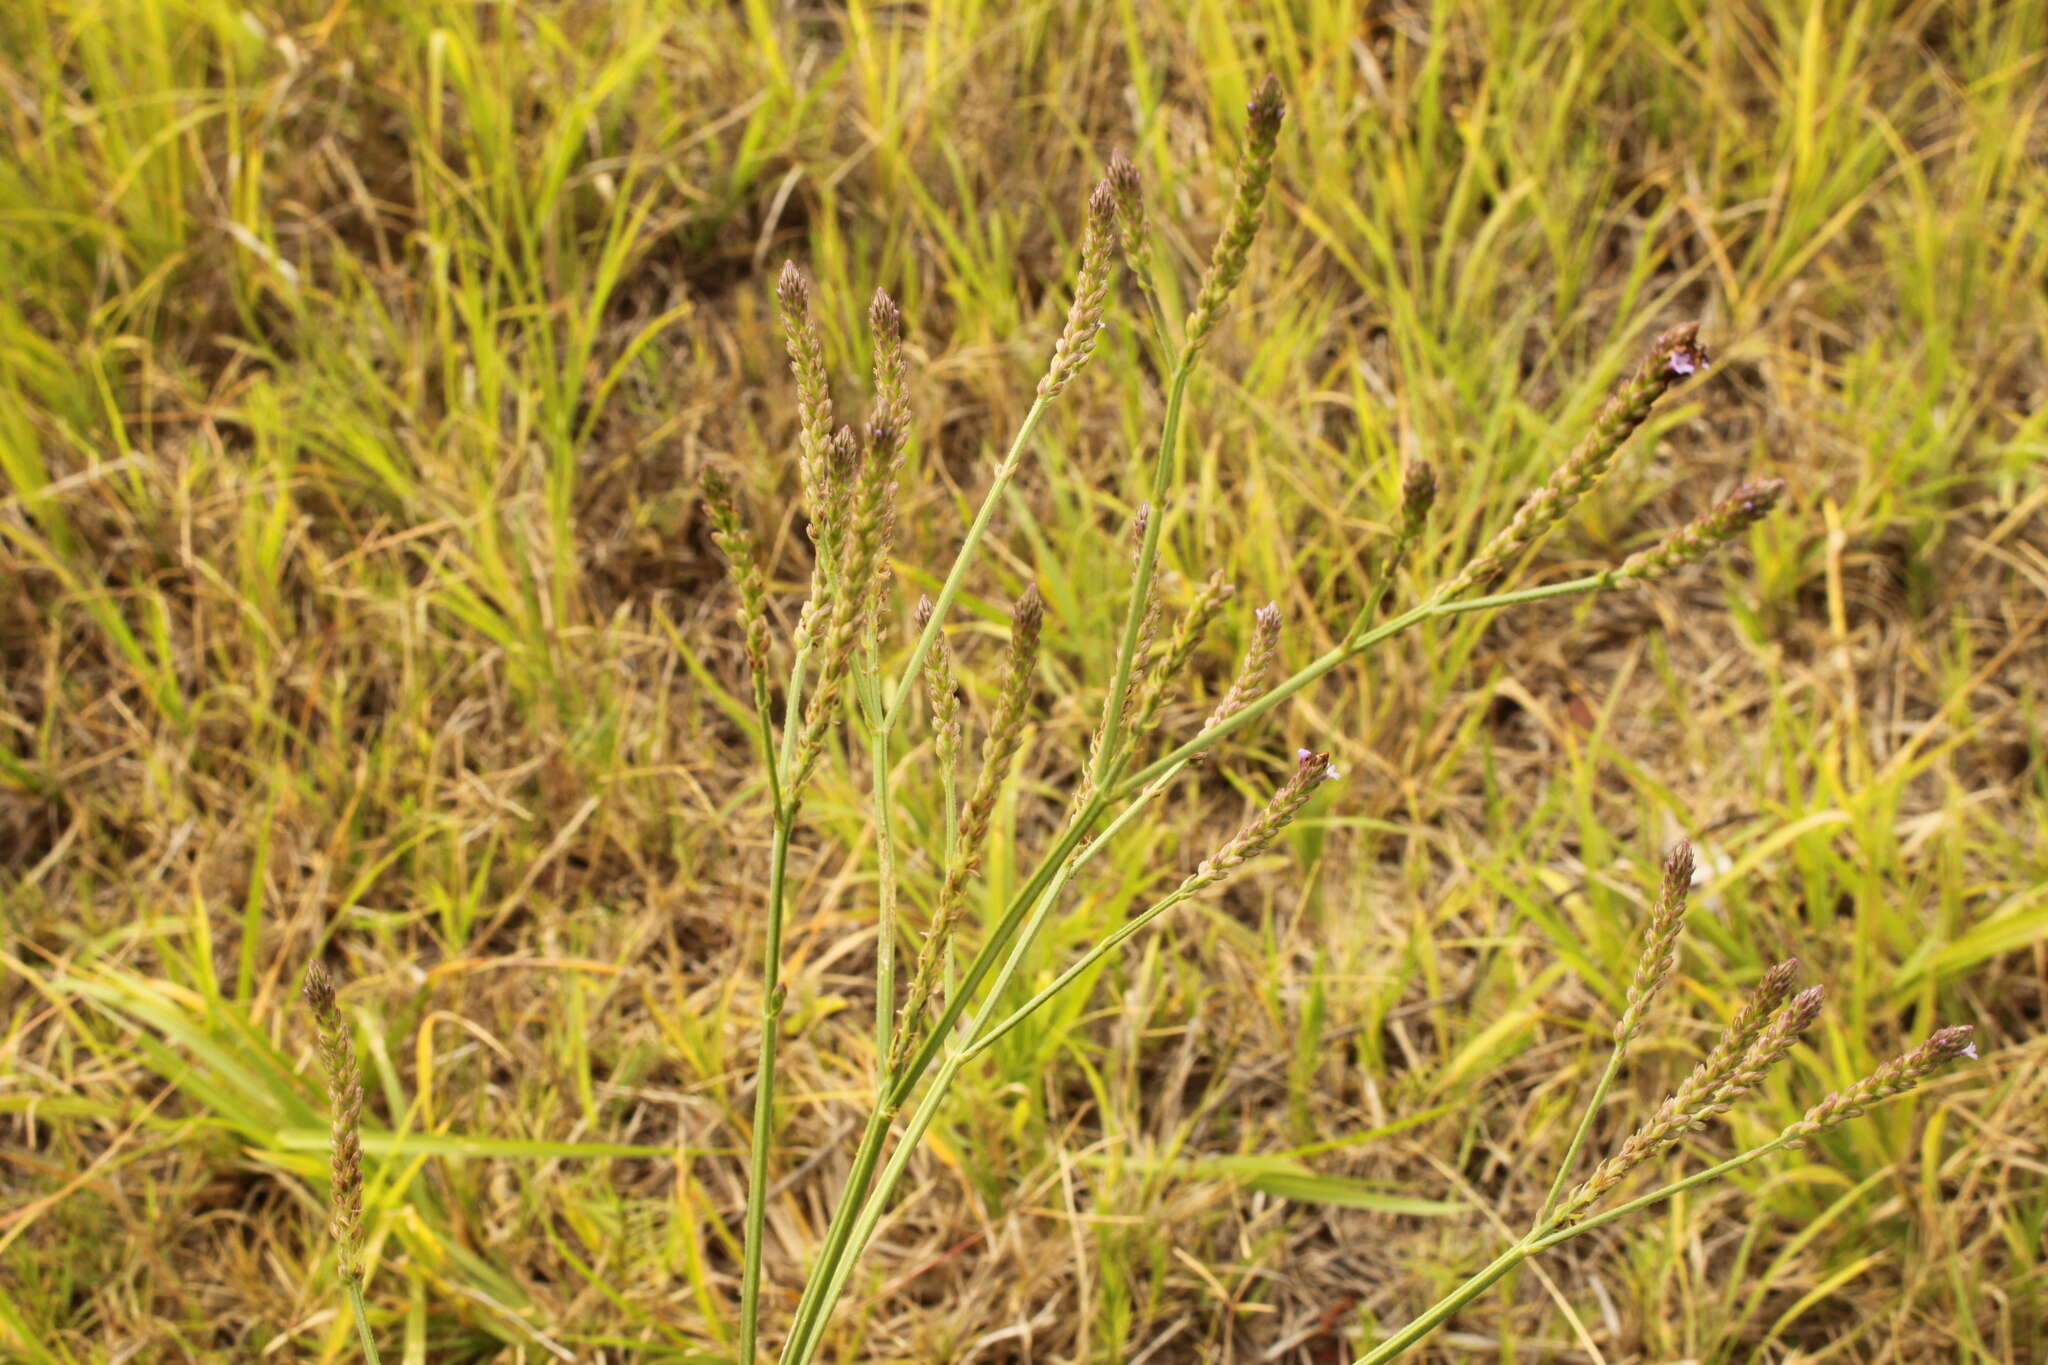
1039,179 -> 1119,398
1784,1025 -> 1979,1145
893,586 -> 1045,1061
1441,325 -> 1709,597
1185,75 -> 1286,354
303,963 -> 366,1285
1612,842 -> 1694,1051
1184,747 -> 1334,890
1202,602 -> 1282,741
1608,478 -> 1788,587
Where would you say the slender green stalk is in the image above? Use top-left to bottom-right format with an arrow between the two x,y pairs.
1120,573 -> 1610,795
345,1281 -> 382,1365
864,679 -> 900,1067
1093,356 -> 1195,778
884,802 -> 1102,1106
1530,1137 -> 1795,1253
964,772 -> 1188,1060
1536,1048 -> 1628,1229
883,395 -> 1052,734
788,1054 -> 964,1365
780,1102 -> 896,1361
779,785 -> 1129,1365
1353,1136 -> 1797,1363
738,817 -> 794,1365
784,763 -> 1215,1365
1354,1241 -> 1534,1365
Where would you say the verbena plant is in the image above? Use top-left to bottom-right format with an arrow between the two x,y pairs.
304,76 -> 1976,1364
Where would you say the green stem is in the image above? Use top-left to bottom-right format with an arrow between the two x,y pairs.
783,766 -> 1168,1365
1529,1136 -> 1796,1253
1118,573 -> 1609,796
780,1101 -> 896,1364
1093,355 -> 1196,778
786,1054 -> 963,1365
738,816 -> 795,1365
964,772 -> 1189,1061
1536,1043 -> 1628,1229
345,1278 -> 382,1364
884,395 -> 1053,734
1352,1241 -> 1534,1365
865,681 -> 900,1069
884,804 -> 1101,1107
1349,1136 -> 1803,1362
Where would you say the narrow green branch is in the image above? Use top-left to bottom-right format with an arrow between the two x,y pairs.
1118,573 -> 1610,795
779,1102 -> 897,1365
1529,1135 -> 1796,1253
865,682 -> 900,1069
738,817 -> 794,1365
883,395 -> 1053,734
1536,1046 -> 1628,1229
346,1279 -> 382,1364
1093,356 -> 1196,777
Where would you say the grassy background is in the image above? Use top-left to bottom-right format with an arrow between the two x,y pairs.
3,1 -> 2045,1360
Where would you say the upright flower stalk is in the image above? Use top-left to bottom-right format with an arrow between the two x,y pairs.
1351,848 -> 1975,1365
672,75 -> 1870,1365
304,964 -> 379,1365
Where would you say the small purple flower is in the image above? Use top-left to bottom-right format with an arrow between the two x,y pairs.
1296,748 -> 1341,782
1664,337 -> 1709,378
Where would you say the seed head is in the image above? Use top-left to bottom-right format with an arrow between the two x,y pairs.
1184,747 -> 1332,891
1039,178 -> 1119,398
865,289 -> 910,608
702,467 -> 774,691
893,585 -> 1046,1060
1613,842 -> 1693,1051
916,596 -> 963,775
1202,601 -> 1281,743
1609,479 -> 1786,587
1400,460 -> 1437,535
1783,1025 -> 1978,1146
1561,968 -> 1819,1219
303,963 -> 366,1284
1129,570 -> 1237,743
777,262 -> 836,529
1104,148 -> 1154,288
1185,74 -> 1287,353
1441,324 -> 1710,598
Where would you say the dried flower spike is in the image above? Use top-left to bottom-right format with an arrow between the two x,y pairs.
915,596 -> 962,775
893,585 -> 1045,1059
1040,178 -> 1118,398
1783,1025 -> 1977,1146
703,468 -> 774,692
1608,479 -> 1786,587
866,289 -> 911,606
793,426 -> 895,792
778,262 -> 837,531
304,963 -> 366,1285
1129,570 -> 1236,742
1104,149 -> 1154,290
1400,460 -> 1437,536
1185,75 -> 1286,353
1442,324 -> 1710,597
1183,747 -> 1332,891
1203,601 -> 1282,741
1613,842 -> 1693,1051
1562,974 -> 1821,1218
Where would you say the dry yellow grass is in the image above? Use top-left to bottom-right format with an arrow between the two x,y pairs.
1,1 -> 2044,1361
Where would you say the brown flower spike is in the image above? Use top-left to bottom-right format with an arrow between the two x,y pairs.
1443,324 -> 1711,597
1185,75 -> 1286,353
303,963 -> 366,1284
